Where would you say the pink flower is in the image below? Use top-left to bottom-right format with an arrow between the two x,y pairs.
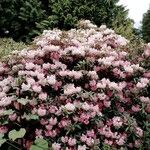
38,93 -> 47,101
88,71 -> 98,79
86,130 -> 95,137
97,82 -> 106,89
37,73 -> 45,80
124,65 -> 133,73
26,77 -> 35,85
45,130 -> 57,137
59,119 -> 71,128
49,117 -> 57,125
0,96 -> 13,107
135,127 -> 143,137
32,85 -> 42,93
43,63 -> 50,70
80,134 -> 87,142
72,71 -> 83,79
143,72 -> 150,78
50,52 -> 60,60
92,105 -> 100,113
0,126 -> 8,134
49,106 -> 58,114
61,136 -> 68,143
136,78 -> 149,88
64,84 -> 81,95
116,137 -> 125,146
47,75 -> 56,85
40,118 -> 48,125
104,139 -> 113,145
131,105 -> 140,112
52,143 -> 61,150
45,124 -> 53,130
136,82 -> 146,88
86,137 -> 94,147
98,93 -> 107,100
9,113 -> 17,121
0,66 -> 5,73
35,129 -> 43,139
112,117 -> 123,128
2,86 -> 10,93
0,92 -> 6,98
144,43 -> 150,57
37,108 -> 46,116
134,140 -> 141,148
103,101 -> 111,107
140,96 -> 149,103
68,138 -> 76,146
52,81 -> 62,90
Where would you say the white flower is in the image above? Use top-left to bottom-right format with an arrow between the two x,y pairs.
64,84 -> 81,95
82,102 -> 90,111
47,75 -> 56,85
64,103 -> 75,111
25,62 -> 35,70
116,36 -> 128,46
21,83 -> 31,91
32,85 -> 42,93
124,66 -> 133,73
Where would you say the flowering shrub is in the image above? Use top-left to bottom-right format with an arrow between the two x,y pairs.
0,20 -> 149,150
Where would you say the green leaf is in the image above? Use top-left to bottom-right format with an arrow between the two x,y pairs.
3,109 -> 14,115
8,128 -> 26,141
0,134 -> 6,147
30,145 -> 43,150
0,134 -> 4,139
0,139 -> 6,147
30,139 -> 48,150
17,98 -> 29,105
23,113 -> 39,120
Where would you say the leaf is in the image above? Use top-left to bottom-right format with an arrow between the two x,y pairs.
8,128 -> 26,141
0,139 -> 6,147
0,134 -> 6,147
3,109 -> 14,115
30,145 -> 43,150
0,134 -> 4,139
23,113 -> 39,120
30,139 -> 48,150
17,98 -> 29,105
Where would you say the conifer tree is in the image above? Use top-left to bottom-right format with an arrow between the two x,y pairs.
0,0 -> 134,42
142,7 -> 150,42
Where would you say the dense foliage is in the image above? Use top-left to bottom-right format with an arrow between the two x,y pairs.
142,7 -> 150,43
0,20 -> 149,150
0,0 -> 134,42
0,38 -> 27,59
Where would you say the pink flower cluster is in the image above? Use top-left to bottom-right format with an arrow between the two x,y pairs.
0,20 -> 149,149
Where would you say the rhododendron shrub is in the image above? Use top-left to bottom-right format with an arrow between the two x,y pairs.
0,20 -> 149,150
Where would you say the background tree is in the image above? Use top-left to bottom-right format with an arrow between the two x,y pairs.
0,0 -> 45,42
0,0 -> 134,42
112,5 -> 134,39
142,6 -> 150,43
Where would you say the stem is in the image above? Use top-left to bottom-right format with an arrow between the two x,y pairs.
6,141 -> 20,150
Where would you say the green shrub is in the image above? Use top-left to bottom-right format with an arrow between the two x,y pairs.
0,38 -> 27,59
